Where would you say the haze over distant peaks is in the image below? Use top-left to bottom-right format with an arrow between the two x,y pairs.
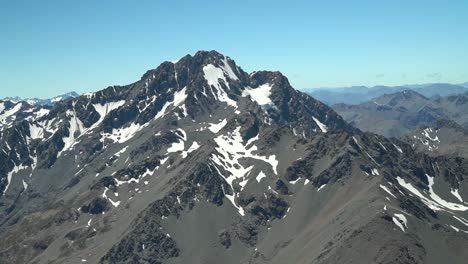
307,83 -> 468,105
2,91 -> 79,106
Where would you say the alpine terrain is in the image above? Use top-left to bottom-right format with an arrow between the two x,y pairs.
333,90 -> 468,137
402,119 -> 468,159
307,83 -> 467,105
2,92 -> 80,106
1,51 -> 468,264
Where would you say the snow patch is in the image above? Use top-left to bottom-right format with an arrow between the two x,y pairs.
181,141 -> 200,158
211,126 -> 278,215
392,213 -> 407,232
155,87 -> 188,119
29,123 -> 45,140
4,164 -> 28,194
392,143 -> 403,153
396,176 -> 468,211
317,184 -> 327,192
312,116 -> 328,133
256,171 -> 266,183
426,174 -> 468,211
380,184 -> 396,198
102,187 -> 121,207
242,84 -> 273,106
208,119 -> 227,133
104,122 -> 147,144
203,64 -> 237,107
58,110 -> 85,157
451,189 -> 464,203
90,100 -> 125,131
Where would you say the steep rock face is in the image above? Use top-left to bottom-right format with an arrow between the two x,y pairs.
0,51 -> 468,264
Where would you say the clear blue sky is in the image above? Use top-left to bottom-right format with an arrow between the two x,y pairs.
1,0 -> 467,98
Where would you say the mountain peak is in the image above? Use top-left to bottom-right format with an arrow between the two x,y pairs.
134,50 -> 351,135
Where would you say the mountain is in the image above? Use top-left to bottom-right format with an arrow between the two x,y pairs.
306,86 -> 408,105
402,119 -> 468,159
333,90 -> 468,137
2,91 -> 79,106
307,83 -> 468,105
1,51 -> 468,264
0,100 -> 51,131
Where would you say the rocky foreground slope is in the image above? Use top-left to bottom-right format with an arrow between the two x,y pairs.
1,51 -> 468,264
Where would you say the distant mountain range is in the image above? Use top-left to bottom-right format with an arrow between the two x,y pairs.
333,90 -> 468,137
2,91 -> 79,106
307,83 -> 468,105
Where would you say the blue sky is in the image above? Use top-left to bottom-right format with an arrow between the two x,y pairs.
1,0 -> 467,98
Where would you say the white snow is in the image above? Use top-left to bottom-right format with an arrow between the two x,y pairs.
352,136 -> 362,149
88,100 -> 125,132
426,174 -> 468,211
396,176 -> 468,211
317,184 -> 327,192
167,139 -> 185,153
220,56 -> 239,81
51,96 -> 63,102
155,87 -> 188,119
451,188 -> 464,203
256,171 -> 267,183
392,213 -> 407,232
392,143 -> 403,153
289,177 -> 301,185
422,128 -> 439,142
114,146 -> 128,157
450,225 -> 461,232
167,129 -> 188,154
29,123 -> 45,140
34,108 -> 50,118
102,187 -> 121,207
0,102 -> 22,123
208,119 -> 227,133
304,179 -> 310,185
379,184 -> 396,198
104,122 -> 147,144
312,116 -> 328,133
58,110 -> 85,157
211,126 -> 278,215
181,141 -> 200,158
453,215 -> 468,227
378,142 -> 387,151
160,156 -> 169,165
22,179 -> 28,190
242,84 -> 273,106
202,64 -> 237,107
396,176 -> 442,211
4,164 -> 28,194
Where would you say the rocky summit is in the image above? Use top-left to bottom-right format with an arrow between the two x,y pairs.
1,51 -> 468,264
